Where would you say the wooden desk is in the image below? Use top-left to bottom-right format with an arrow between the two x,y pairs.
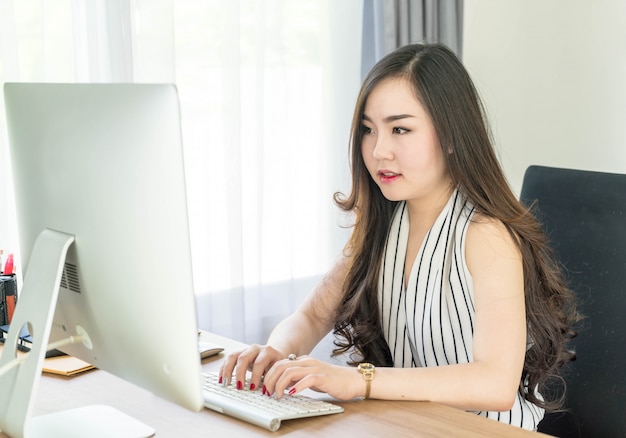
1,333 -> 545,437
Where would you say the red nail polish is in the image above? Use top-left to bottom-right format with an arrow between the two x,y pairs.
236,381 -> 243,390
218,375 -> 223,384
250,383 -> 256,391
262,385 -> 267,395
288,387 -> 297,395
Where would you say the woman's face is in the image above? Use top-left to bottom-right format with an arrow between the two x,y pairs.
361,77 -> 451,206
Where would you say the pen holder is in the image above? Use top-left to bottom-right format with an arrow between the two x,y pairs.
0,274 -> 18,326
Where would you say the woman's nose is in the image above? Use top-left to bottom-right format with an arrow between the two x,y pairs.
372,134 -> 393,160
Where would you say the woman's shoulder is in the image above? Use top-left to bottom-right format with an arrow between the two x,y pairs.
466,211 -> 515,244
467,210 -> 506,231
465,212 -> 521,272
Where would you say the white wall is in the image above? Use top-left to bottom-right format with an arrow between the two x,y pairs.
463,0 -> 626,194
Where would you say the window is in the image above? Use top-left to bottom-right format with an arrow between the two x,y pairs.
0,0 -> 362,341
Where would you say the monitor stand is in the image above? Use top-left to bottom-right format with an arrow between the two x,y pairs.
0,229 -> 155,438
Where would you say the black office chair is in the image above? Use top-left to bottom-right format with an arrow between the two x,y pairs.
520,165 -> 626,438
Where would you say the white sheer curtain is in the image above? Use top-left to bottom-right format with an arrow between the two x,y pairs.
0,0 -> 361,344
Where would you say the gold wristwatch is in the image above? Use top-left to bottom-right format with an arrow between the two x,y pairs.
357,362 -> 375,399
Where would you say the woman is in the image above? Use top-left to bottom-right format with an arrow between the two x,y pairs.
219,43 -> 579,431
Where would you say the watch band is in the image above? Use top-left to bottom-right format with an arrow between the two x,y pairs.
357,363 -> 375,399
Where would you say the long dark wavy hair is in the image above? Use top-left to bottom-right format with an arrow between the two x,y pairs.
332,43 -> 579,411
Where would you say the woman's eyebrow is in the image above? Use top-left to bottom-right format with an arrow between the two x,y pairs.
362,113 -> 416,123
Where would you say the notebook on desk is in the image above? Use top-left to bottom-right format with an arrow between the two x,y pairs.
0,342 -> 94,376
42,355 -> 95,376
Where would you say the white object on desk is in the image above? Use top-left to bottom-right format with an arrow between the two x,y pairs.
0,230 -> 75,438
27,405 -> 155,438
199,341 -> 224,359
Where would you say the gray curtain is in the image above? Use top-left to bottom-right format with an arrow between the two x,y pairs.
361,0 -> 464,79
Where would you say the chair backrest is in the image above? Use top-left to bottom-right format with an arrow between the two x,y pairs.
520,165 -> 626,438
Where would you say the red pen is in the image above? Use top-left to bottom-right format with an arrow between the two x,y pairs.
3,254 -> 14,276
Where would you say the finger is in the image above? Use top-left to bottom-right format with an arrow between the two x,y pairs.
248,349 -> 275,392
233,344 -> 263,390
262,354 -> 310,396
273,366 -> 311,400
219,350 -> 244,385
272,356 -> 318,398
284,372 -> 318,397
261,356 -> 290,394
269,362 -> 313,399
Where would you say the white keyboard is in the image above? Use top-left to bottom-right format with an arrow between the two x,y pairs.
201,372 -> 344,431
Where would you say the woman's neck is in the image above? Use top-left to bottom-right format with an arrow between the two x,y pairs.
405,183 -> 454,233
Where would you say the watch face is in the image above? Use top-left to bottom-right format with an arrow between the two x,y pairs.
359,363 -> 374,372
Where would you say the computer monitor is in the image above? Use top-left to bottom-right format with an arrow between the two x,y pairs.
0,83 -> 204,437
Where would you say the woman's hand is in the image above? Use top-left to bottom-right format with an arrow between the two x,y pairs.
219,344 -> 287,392
262,355 -> 363,401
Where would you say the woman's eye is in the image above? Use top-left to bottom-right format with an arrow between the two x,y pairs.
393,127 -> 409,134
361,125 -> 373,135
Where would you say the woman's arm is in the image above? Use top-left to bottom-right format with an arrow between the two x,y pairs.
220,252 -> 350,390
267,252 -> 349,355
266,216 -> 527,412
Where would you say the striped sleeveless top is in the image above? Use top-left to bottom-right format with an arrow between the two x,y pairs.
377,190 -> 544,430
